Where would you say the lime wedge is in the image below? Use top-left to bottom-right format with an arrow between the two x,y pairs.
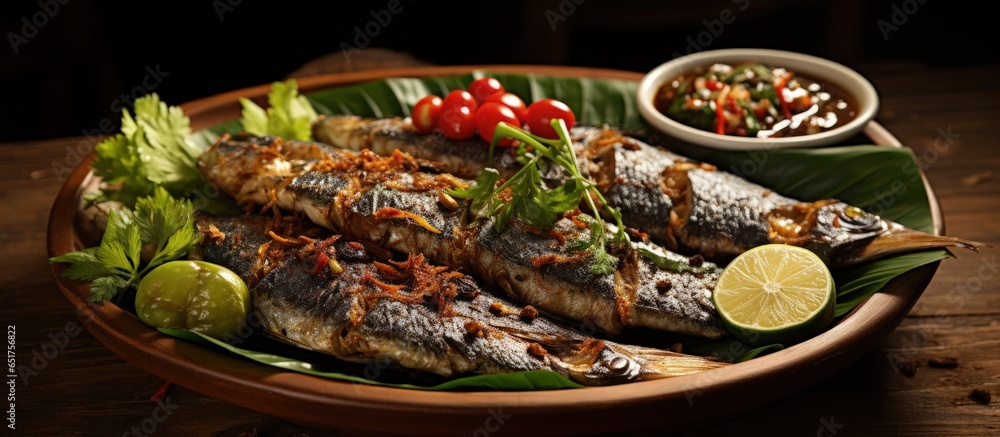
712,244 -> 836,345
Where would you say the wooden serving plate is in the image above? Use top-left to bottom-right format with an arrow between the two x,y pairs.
47,66 -> 941,435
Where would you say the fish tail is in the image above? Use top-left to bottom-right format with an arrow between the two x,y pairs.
853,223 -> 989,264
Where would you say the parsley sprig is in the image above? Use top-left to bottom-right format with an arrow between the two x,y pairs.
50,188 -> 201,303
449,119 -> 628,274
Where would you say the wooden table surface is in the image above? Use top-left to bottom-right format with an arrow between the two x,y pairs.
2,62 -> 998,436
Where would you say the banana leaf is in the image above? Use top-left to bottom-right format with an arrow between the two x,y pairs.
174,71 -> 947,388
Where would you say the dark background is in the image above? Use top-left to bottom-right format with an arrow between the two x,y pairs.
0,0 -> 991,142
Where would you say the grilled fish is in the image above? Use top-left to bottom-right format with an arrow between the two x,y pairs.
314,115 -> 983,266
198,134 -> 728,338
194,215 -> 725,385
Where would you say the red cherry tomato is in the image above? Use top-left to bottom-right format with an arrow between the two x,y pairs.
484,92 -> 528,124
475,102 -> 520,146
438,90 -> 478,140
468,78 -> 504,105
411,95 -> 442,134
442,90 -> 477,113
525,99 -> 576,139
437,105 -> 477,140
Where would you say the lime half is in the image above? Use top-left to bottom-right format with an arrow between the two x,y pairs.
712,244 -> 835,345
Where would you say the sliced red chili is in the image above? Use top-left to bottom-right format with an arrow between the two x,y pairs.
774,73 -> 794,119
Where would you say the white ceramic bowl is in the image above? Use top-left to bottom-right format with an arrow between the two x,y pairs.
636,49 -> 879,150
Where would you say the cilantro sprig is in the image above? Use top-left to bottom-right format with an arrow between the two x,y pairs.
239,79 -> 318,141
449,119 -> 628,274
50,188 -> 201,303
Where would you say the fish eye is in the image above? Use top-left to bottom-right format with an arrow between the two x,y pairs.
837,206 -> 881,232
605,356 -> 631,374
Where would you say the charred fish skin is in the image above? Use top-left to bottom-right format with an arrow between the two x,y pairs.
471,218 -> 623,336
319,116 -> 520,177
195,215 -> 725,385
675,168 -> 798,257
630,242 -> 722,336
199,134 -> 729,339
314,116 -> 984,265
579,128 -> 679,246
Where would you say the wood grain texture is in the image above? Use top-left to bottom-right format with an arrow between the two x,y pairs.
1,63 -> 997,436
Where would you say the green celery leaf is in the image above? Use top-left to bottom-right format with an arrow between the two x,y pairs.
89,275 -> 127,303
95,210 -> 139,275
126,94 -> 202,190
52,189 -> 201,303
239,97 -> 269,137
50,248 -> 115,281
90,134 -> 157,207
125,222 -> 142,271
131,187 -> 201,269
152,226 -> 200,269
90,93 -> 214,208
240,80 -> 318,141
133,187 -> 195,250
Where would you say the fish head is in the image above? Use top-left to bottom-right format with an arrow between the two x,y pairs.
809,202 -> 984,265
553,342 -> 728,385
553,345 -> 645,386
807,202 -> 889,262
